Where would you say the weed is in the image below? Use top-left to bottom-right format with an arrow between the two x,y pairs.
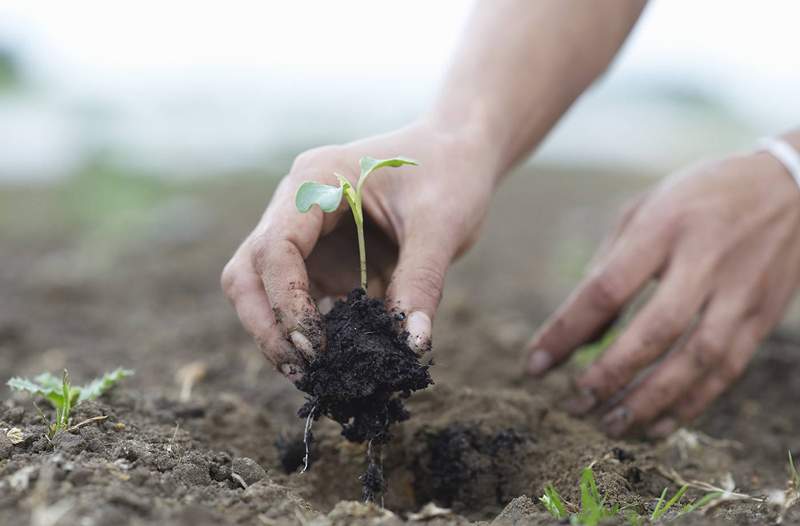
539,483 -> 568,519
7,368 -> 133,437
650,485 -> 687,520
541,466 -> 721,525
295,156 -> 417,290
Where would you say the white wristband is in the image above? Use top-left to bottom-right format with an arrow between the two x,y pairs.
758,137 -> 800,190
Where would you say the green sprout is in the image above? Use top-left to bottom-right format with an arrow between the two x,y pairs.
7,367 -> 133,437
540,483 -> 569,519
651,485 -> 688,520
294,156 -> 418,291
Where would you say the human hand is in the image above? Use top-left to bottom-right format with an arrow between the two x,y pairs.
526,149 -> 800,437
222,120 -> 499,382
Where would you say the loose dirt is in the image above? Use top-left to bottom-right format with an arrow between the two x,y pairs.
1,168 -> 798,524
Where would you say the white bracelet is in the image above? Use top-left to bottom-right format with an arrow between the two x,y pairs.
758,137 -> 800,190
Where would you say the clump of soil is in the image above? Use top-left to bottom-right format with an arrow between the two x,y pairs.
296,288 -> 433,500
297,289 -> 433,444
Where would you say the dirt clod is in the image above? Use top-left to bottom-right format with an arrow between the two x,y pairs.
297,289 -> 433,444
232,457 -> 268,486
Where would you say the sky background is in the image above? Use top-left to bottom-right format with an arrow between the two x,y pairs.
0,0 -> 799,181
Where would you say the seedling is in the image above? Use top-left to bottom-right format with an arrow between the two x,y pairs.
651,485 -> 688,520
295,156 -> 418,291
540,483 -> 569,519
7,367 -> 133,437
540,466 -> 717,525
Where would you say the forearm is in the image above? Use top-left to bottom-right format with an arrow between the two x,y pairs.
428,0 -> 647,179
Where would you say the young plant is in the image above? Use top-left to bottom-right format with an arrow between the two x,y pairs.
540,483 -> 569,519
651,485 -> 688,520
7,367 -> 133,436
295,156 -> 418,291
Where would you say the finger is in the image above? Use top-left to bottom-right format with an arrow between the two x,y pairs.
386,225 -> 453,354
671,321 -> 760,424
648,225 -> 800,437
526,213 -> 672,376
252,177 -> 331,360
221,256 -> 306,382
601,289 -> 746,437
575,252 -> 716,414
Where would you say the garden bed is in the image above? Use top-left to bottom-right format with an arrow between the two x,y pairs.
1,169 -> 798,524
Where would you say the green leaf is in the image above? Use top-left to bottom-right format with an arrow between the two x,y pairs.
8,374 -> 67,412
77,367 -> 134,403
7,376 -> 46,394
295,181 -> 344,213
357,156 -> 418,193
651,485 -> 687,520
540,484 -> 568,519
33,372 -> 64,391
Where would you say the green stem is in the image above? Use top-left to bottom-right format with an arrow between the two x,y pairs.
356,209 -> 367,291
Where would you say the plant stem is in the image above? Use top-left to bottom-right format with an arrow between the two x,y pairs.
357,219 -> 367,291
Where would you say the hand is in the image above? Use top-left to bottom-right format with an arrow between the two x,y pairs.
526,150 -> 800,437
222,120 -> 499,382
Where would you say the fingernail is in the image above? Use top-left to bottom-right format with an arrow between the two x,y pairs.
563,387 -> 597,415
602,406 -> 632,437
317,296 -> 335,315
527,350 -> 553,376
290,330 -> 314,361
406,311 -> 432,354
280,363 -> 304,383
646,417 -> 677,440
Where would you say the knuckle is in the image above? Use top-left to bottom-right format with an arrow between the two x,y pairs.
407,263 -> 445,307
291,145 -> 344,173
249,234 -> 273,272
585,272 -> 627,312
719,355 -> 747,384
220,260 -> 237,296
586,360 -> 628,399
689,332 -> 726,371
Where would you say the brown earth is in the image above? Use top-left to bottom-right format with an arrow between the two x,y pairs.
0,165 -> 798,524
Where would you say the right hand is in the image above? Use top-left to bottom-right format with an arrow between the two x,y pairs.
221,120 -> 500,382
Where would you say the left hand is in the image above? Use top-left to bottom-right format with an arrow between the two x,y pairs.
525,150 -> 800,438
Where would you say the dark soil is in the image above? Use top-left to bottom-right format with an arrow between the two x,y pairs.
297,288 -> 433,501
297,288 -> 433,445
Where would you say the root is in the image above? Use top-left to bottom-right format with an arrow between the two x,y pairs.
301,404 -> 316,474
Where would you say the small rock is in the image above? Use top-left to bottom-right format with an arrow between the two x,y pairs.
231,457 -> 267,486
7,427 -> 24,445
174,454 -> 211,486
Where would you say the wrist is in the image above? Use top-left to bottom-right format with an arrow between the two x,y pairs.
415,112 -> 506,185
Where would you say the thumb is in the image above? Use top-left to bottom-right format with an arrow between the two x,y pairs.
386,230 -> 451,354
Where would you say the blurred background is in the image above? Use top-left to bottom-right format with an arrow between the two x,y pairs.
1,0 -> 799,183
2,0 -> 800,386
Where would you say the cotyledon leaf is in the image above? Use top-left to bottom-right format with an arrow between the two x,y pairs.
357,156 -> 418,193
295,181 -> 344,213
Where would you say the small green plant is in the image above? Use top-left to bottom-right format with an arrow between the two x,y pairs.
540,483 -> 569,519
539,467 -> 620,526
295,156 -> 417,291
7,368 -> 133,436
540,466 -> 718,525
651,485 -> 688,521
